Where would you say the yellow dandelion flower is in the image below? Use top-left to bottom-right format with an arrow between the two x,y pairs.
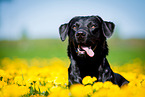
103,81 -> 113,88
92,76 -> 97,82
2,85 -> 29,97
82,76 -> 97,85
92,88 -> 108,97
0,69 -> 5,77
45,82 -> 54,89
84,85 -> 93,95
70,84 -> 87,97
93,82 -> 103,91
39,86 -> 48,93
49,86 -> 62,93
45,76 -> 54,83
109,84 -> 120,92
141,80 -> 145,87
58,89 -> 70,97
1,57 -> 145,97
52,75 -> 68,86
14,75 -> 26,85
0,81 -> 7,88
31,81 -> 40,92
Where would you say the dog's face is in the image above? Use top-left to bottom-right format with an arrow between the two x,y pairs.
59,16 -> 115,57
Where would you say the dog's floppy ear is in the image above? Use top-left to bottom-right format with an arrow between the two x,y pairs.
96,16 -> 115,38
59,23 -> 68,41
102,21 -> 115,38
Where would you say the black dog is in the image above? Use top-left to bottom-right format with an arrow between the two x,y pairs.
59,15 -> 129,87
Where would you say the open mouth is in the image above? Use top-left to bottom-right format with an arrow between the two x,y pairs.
77,45 -> 95,57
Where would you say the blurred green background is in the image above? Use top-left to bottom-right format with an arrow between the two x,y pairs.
0,0 -> 145,66
0,38 -> 145,66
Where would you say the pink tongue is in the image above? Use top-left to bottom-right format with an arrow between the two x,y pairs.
81,47 -> 94,57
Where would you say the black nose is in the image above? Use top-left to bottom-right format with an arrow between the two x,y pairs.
76,31 -> 86,36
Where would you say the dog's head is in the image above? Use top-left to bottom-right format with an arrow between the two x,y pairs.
59,16 -> 115,57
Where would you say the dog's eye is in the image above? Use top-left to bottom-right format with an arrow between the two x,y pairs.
72,23 -> 80,30
91,25 -> 96,29
73,26 -> 76,29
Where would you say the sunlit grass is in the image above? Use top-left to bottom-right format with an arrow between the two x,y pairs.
0,39 -> 145,65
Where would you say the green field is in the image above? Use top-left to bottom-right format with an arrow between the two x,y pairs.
0,38 -> 145,65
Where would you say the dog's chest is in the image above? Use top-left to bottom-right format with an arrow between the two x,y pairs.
75,60 -> 100,77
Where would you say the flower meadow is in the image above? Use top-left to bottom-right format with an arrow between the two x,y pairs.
0,57 -> 145,97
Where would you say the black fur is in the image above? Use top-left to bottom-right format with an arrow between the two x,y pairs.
59,15 -> 129,87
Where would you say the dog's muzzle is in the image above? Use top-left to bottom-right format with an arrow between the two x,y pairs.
74,29 -> 97,57
75,29 -> 87,43
75,29 -> 94,57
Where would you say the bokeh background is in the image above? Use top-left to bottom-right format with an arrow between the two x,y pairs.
0,0 -> 145,65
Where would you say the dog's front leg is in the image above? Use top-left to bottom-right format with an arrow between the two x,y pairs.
68,55 -> 82,85
97,58 -> 114,82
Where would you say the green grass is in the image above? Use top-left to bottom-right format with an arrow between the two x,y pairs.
107,39 -> 145,65
0,38 -> 145,65
0,39 -> 68,59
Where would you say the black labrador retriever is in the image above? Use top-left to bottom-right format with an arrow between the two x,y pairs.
59,15 -> 129,87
